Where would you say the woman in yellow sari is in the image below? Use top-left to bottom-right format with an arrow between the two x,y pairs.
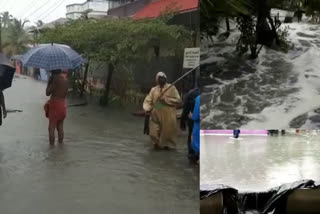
143,72 -> 181,149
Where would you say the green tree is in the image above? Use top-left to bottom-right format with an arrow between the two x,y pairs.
201,0 -> 292,58
2,19 -> 32,57
1,11 -> 13,28
305,0 -> 320,22
40,18 -> 191,105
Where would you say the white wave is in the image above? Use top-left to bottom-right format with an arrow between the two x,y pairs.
242,23 -> 320,128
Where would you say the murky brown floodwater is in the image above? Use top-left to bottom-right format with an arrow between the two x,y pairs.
201,133 -> 320,192
0,76 -> 199,214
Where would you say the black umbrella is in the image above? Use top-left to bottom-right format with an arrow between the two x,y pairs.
0,53 -> 15,91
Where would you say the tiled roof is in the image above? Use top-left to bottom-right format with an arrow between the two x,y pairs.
133,0 -> 198,19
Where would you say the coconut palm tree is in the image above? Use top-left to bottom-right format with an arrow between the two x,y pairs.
2,19 -> 32,57
1,11 -> 13,28
36,20 -> 44,28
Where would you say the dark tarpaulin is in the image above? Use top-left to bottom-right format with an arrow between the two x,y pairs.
201,184 -> 238,200
262,180 -> 319,214
200,180 -> 320,214
201,184 -> 239,214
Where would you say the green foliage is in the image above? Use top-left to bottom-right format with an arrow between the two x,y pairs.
40,18 -> 191,65
40,18 -> 191,105
201,0 -> 253,37
201,0 -> 294,58
1,11 -> 31,57
305,0 -> 320,22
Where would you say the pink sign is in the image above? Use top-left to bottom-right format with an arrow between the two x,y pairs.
200,130 -> 268,135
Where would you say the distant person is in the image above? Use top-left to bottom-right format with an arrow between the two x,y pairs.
0,91 -> 7,126
233,130 -> 240,138
143,72 -> 181,149
180,87 -> 200,160
45,70 -> 68,145
191,95 -> 200,163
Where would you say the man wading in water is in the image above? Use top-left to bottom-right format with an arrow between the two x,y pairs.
45,70 -> 68,145
143,72 -> 181,149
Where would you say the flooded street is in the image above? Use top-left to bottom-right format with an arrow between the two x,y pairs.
0,76 -> 199,214
200,133 -> 320,192
201,22 -> 320,129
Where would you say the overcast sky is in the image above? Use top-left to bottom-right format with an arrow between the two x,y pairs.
1,0 -> 85,26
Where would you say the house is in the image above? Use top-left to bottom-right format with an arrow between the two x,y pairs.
109,0 -> 200,45
108,0 -> 152,17
66,0 -> 132,19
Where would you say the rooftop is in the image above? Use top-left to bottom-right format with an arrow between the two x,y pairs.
133,0 -> 198,19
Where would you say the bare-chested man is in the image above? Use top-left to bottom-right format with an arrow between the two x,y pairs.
45,70 -> 68,145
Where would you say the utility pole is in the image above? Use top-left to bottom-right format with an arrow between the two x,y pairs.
0,16 -> 2,52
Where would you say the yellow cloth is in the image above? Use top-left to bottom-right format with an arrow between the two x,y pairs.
143,83 -> 181,148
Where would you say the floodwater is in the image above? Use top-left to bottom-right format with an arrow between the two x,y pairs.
201,22 -> 320,129
0,76 -> 199,214
200,133 -> 320,192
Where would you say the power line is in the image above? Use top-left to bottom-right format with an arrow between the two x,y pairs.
35,0 -> 66,22
40,0 -> 66,23
16,0 -> 41,17
21,0 -> 54,21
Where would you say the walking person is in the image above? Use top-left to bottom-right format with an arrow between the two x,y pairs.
191,95 -> 200,163
233,130 -> 240,138
143,72 -> 181,149
45,70 -> 68,145
180,87 -> 200,160
0,90 -> 7,126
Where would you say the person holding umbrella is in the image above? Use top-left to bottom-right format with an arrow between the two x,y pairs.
22,43 -> 84,144
0,53 -> 15,126
45,70 -> 68,145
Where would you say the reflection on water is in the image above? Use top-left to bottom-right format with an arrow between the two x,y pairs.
200,133 -> 320,192
0,77 -> 199,214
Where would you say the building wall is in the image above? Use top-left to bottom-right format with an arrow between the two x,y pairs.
66,0 -> 110,19
108,0 -> 152,17
67,13 -> 83,19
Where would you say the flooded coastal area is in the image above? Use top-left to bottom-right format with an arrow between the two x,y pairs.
201,22 -> 320,129
0,76 -> 199,214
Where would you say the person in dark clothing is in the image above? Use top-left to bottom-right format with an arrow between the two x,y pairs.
233,130 -> 240,138
180,87 -> 200,160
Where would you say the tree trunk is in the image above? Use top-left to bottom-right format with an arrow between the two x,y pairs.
80,59 -> 90,97
225,18 -> 230,32
267,15 -> 280,45
100,63 -> 114,106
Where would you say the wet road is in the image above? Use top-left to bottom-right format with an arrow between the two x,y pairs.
0,76 -> 199,214
200,133 -> 320,192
